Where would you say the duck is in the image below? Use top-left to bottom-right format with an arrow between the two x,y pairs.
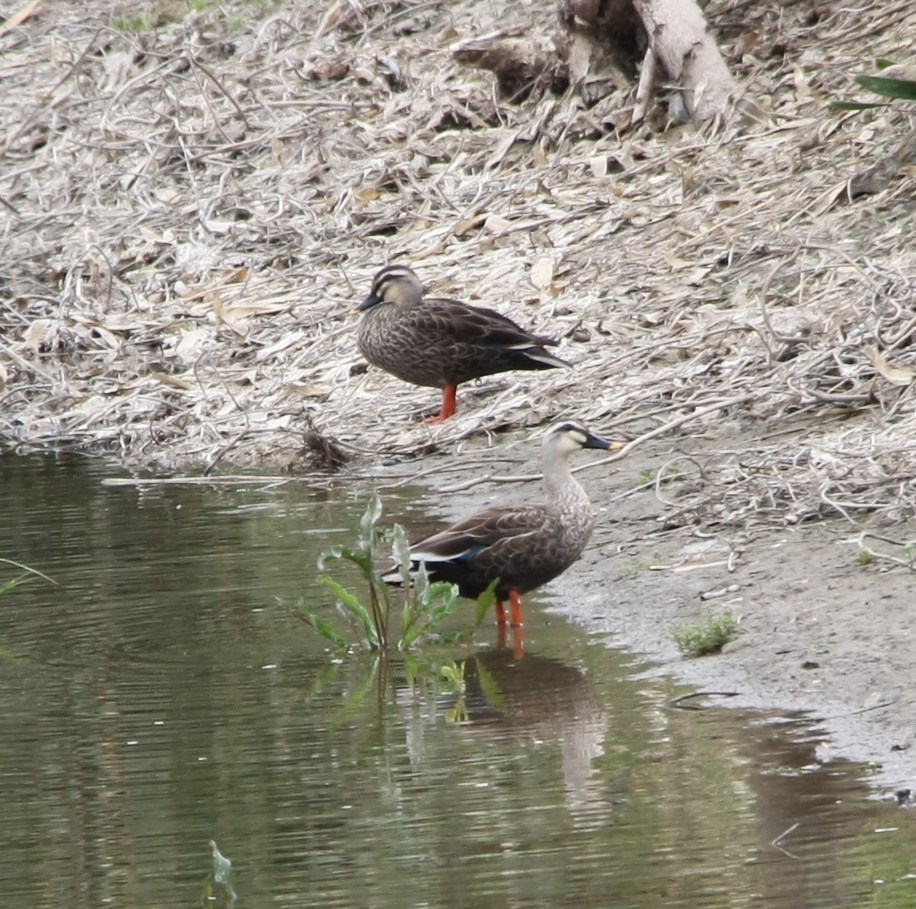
357,264 -> 569,423
386,420 -> 620,626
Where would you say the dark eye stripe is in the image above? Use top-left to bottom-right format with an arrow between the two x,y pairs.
377,266 -> 413,281
372,266 -> 416,295
551,420 -> 587,436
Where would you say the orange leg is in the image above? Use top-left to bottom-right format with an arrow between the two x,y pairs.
426,384 -> 458,424
495,600 -> 525,657
509,590 -> 524,628
512,623 -> 525,661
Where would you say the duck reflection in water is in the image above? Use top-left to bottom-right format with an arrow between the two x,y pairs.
404,648 -> 612,829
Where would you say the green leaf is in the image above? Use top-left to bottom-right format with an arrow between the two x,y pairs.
209,840 -> 233,884
400,592 -> 419,649
412,560 -> 431,602
360,492 -> 383,543
438,629 -> 476,646
319,575 -> 380,647
474,660 -> 507,713
207,840 -> 237,903
399,622 -> 420,650
293,599 -> 349,649
312,617 -> 349,649
474,579 -> 500,627
317,544 -> 343,570
855,74 -> 916,101
424,582 -> 460,625
445,701 -> 469,724
439,660 -> 465,692
401,651 -> 423,687
319,543 -> 372,575
399,563 -> 427,648
831,100 -> 887,111
391,522 -> 414,587
319,574 -> 369,620
0,577 -> 30,596
0,558 -> 56,591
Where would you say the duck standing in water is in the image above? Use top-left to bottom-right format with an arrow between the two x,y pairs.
357,264 -> 569,423
387,421 -> 619,627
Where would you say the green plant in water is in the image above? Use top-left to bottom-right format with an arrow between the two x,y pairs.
439,659 -> 469,724
0,558 -> 54,597
0,560 -> 54,663
672,610 -> 738,657
294,494 -> 490,651
201,840 -> 236,906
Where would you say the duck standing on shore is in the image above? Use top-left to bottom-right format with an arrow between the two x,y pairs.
357,264 -> 569,423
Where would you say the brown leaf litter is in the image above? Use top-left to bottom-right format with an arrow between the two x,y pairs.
0,0 -> 914,537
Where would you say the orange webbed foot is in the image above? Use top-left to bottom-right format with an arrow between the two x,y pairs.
426,384 -> 458,423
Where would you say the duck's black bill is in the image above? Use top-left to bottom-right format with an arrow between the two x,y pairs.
584,430 -> 623,452
357,293 -> 381,312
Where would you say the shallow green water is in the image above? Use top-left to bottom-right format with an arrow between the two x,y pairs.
0,452 -> 914,908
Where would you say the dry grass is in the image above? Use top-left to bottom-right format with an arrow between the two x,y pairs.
0,0 -> 914,528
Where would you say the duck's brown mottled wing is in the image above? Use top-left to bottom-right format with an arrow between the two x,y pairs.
416,298 -> 560,350
409,505 -> 548,563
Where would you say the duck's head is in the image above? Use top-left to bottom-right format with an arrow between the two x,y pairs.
544,420 -> 623,457
358,265 -> 424,311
